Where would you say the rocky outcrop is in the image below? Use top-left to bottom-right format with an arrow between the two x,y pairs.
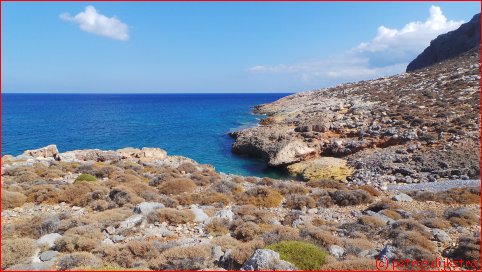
241,249 -> 296,270
231,47 -> 480,187
406,13 -> 480,72
23,145 -> 59,159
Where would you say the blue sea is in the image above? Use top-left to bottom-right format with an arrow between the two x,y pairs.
2,93 -> 289,177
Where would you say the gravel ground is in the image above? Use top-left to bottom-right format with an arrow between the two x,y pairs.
388,179 -> 480,193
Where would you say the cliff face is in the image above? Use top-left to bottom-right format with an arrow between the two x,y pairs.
406,13 -> 480,72
231,48 -> 480,187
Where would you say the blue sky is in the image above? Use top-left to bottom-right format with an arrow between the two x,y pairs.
2,2 -> 480,93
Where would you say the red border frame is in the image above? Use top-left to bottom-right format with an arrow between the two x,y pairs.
0,1 -> 481,271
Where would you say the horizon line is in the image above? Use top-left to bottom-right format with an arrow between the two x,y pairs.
2,92 -> 295,94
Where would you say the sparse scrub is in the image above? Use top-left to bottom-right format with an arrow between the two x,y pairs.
57,252 -> 101,270
444,207 -> 480,227
448,233 -> 480,269
1,238 -> 36,269
330,189 -> 372,206
234,222 -> 262,241
177,162 -> 198,173
357,185 -> 381,196
158,178 -> 196,195
301,228 -> 342,247
262,225 -> 300,245
285,194 -> 316,210
206,218 -> 230,236
54,225 -> 103,252
147,208 -> 195,224
236,187 -> 283,208
148,244 -> 212,270
2,190 -> 27,210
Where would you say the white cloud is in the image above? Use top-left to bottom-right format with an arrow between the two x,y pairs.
60,6 -> 129,41
249,6 -> 464,86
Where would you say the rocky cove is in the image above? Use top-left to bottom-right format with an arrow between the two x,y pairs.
230,47 -> 480,189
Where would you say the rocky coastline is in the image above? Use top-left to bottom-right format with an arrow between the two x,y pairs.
230,47 -> 480,191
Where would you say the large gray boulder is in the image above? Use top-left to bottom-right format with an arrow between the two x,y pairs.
133,202 -> 165,215
190,205 -> 209,223
241,249 -> 296,270
36,233 -> 62,249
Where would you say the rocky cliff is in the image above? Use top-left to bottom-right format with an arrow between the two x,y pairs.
231,47 -> 480,188
406,13 -> 480,72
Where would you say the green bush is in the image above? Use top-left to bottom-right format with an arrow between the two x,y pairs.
75,174 -> 97,182
266,240 -> 326,270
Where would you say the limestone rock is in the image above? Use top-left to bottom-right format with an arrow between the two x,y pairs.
190,205 -> 209,223
23,145 -> 59,159
39,251 -> 58,262
432,229 -> 451,243
392,193 -> 413,202
328,245 -> 345,258
36,233 -> 62,249
241,249 -> 296,270
287,157 -> 352,182
133,202 -> 165,215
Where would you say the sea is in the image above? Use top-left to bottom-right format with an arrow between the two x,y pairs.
2,93 -> 289,178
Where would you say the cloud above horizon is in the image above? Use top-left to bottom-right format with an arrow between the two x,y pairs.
60,6 -> 129,41
249,6 -> 464,85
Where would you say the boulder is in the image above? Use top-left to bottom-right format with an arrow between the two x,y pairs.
190,205 -> 209,223
392,193 -> 413,202
287,157 -> 352,182
23,145 -> 59,159
328,245 -> 345,258
39,251 -> 58,262
133,202 -> 165,215
432,229 -> 451,243
119,214 -> 144,230
141,148 -> 167,159
143,226 -> 173,238
212,209 -> 234,223
241,249 -> 296,270
36,233 -> 62,249
378,245 -> 396,262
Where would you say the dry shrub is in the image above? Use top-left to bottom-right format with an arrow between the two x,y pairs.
236,187 -> 283,208
57,217 -> 94,233
158,178 -> 196,195
408,187 -> 480,204
392,230 -> 436,252
57,252 -> 101,270
307,179 -> 346,189
234,222 -> 262,241
14,170 -> 40,183
177,162 -> 198,173
211,180 -> 243,194
245,177 -> 258,183
358,215 -> 387,229
444,207 -> 480,227
262,225 -> 300,245
311,217 -> 330,227
191,171 -> 220,186
421,217 -> 451,229
285,194 -> 316,210
233,205 -> 275,224
282,210 -> 303,227
2,190 -> 27,210
312,190 -> 334,208
449,234 -> 480,269
63,181 -> 109,207
330,189 -> 372,206
357,185 -> 381,196
343,238 -> 374,255
390,219 -> 431,238
177,191 -> 232,207
230,239 -> 265,267
366,198 -> 401,212
1,238 -> 36,269
211,235 -> 241,251
39,168 -> 65,180
257,177 -> 277,186
25,184 -> 64,204
148,244 -> 212,270
158,195 -> 179,208
149,170 -> 181,187
397,245 -> 436,262
147,208 -> 195,224
380,209 -> 402,220
8,214 -> 60,239
109,186 -> 143,207
321,258 -> 376,270
232,176 -> 245,183
301,227 -> 342,247
54,225 -> 103,252
276,183 -> 309,196
88,208 -> 132,228
206,218 -> 230,236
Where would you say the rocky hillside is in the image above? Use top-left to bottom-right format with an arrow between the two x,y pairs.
406,13 -> 480,72
1,145 -> 480,270
230,47 -> 480,189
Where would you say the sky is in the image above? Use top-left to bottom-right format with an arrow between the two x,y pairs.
2,2 -> 480,93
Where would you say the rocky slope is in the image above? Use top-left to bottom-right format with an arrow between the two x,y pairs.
1,145 -> 480,270
407,13 -> 480,72
230,47 -> 480,189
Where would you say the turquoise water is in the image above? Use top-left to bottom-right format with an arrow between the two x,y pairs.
2,93 -> 289,177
